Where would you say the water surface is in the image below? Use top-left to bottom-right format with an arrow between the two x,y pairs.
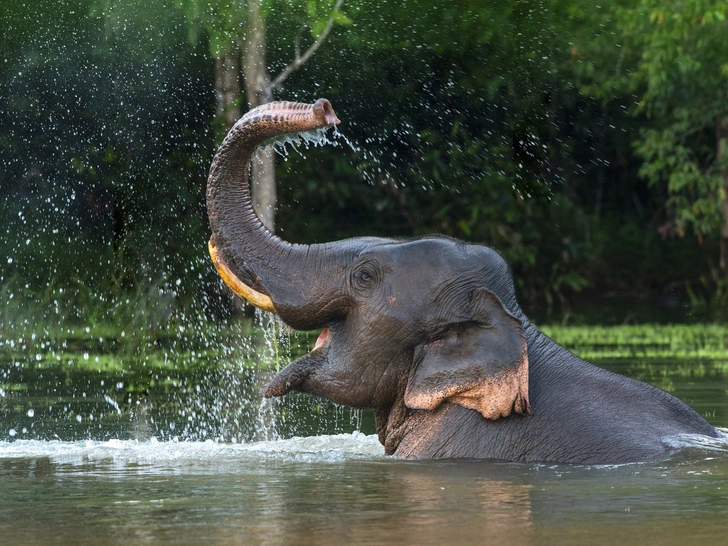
2,338 -> 728,545
2,433 -> 728,546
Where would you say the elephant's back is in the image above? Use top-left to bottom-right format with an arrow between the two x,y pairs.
394,334 -> 717,463
514,350 -> 717,462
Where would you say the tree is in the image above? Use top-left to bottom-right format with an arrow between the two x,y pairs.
176,0 -> 349,230
612,1 -> 728,278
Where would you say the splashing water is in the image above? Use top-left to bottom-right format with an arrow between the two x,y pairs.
252,309 -> 289,441
255,398 -> 280,442
0,304 -> 372,445
263,121 -> 365,163
664,429 -> 728,454
265,125 -> 344,160
0,432 -> 385,466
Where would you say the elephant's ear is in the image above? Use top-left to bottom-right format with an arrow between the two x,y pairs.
404,288 -> 530,420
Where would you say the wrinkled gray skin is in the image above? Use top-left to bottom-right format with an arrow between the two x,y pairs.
207,100 -> 719,463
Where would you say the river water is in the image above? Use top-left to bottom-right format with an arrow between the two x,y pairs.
2,341 -> 728,545
2,433 -> 728,545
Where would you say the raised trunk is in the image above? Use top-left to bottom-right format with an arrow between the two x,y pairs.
243,0 -> 277,231
252,149 -> 276,231
206,100 -> 349,330
717,116 -> 728,279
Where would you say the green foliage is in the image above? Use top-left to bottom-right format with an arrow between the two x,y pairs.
1,0 -> 727,329
600,0 -> 728,238
686,276 -> 728,323
0,0 -> 223,334
172,0 -> 246,57
541,323 -> 728,361
173,0 -> 350,58
635,122 -> 722,236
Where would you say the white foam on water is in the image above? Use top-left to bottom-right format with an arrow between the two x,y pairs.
0,432 -> 385,466
4,429 -> 723,467
663,427 -> 728,453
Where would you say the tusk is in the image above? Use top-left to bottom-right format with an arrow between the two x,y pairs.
208,238 -> 277,314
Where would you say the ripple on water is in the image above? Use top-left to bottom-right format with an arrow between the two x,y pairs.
0,432 -> 386,467
663,427 -> 728,454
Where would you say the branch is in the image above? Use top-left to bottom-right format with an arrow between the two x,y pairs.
269,0 -> 345,90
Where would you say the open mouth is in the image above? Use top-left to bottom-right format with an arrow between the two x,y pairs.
264,327 -> 330,398
314,328 -> 330,351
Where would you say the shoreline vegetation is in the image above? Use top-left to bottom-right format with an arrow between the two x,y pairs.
2,321 -> 727,372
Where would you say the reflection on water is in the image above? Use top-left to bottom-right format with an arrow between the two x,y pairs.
1,434 -> 728,546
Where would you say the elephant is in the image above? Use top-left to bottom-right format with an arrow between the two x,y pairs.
206,98 -> 720,463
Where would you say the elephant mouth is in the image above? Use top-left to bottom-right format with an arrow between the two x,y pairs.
314,328 -> 330,350
263,333 -> 330,398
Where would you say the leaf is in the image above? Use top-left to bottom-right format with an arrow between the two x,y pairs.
458,219 -> 471,236
332,11 -> 352,26
311,18 -> 327,38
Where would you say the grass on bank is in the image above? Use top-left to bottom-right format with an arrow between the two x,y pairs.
1,320 -> 728,372
540,324 -> 728,361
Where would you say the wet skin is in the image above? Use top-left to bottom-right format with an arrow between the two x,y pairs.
206,100 -> 719,463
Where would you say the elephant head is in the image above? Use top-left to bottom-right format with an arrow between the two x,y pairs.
206,99 -> 530,453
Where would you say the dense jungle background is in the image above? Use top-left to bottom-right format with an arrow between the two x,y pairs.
2,0 -> 727,337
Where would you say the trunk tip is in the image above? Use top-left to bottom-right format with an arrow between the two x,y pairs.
313,98 -> 340,127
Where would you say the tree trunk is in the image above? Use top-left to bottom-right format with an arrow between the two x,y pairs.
243,0 -> 276,232
214,50 -> 241,131
718,116 -> 728,279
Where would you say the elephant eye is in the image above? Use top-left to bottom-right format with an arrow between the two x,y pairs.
351,258 -> 381,291
352,265 -> 377,289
